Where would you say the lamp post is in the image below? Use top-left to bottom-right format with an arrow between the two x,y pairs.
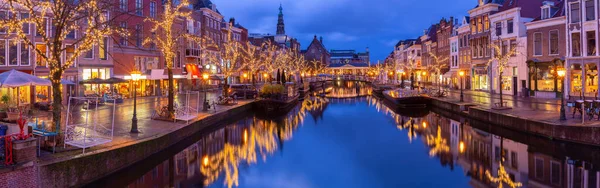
558,68 -> 566,120
422,71 -> 427,91
130,70 -> 141,133
203,73 -> 209,111
459,71 -> 465,102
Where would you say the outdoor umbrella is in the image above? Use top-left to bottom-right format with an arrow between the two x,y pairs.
105,77 -> 127,84
0,69 -> 51,87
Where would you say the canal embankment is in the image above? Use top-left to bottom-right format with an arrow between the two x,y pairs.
429,97 -> 600,146
36,101 -> 255,187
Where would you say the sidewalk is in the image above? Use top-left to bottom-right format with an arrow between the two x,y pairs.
37,91 -> 250,162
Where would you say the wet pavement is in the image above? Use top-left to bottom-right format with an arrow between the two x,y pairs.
37,91 -> 254,164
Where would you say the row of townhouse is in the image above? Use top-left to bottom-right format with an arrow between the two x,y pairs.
0,0 -> 250,105
389,0 -> 592,99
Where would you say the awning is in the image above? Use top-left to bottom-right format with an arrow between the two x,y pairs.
443,70 -> 456,78
185,64 -> 201,79
149,69 -> 166,80
473,64 -> 488,75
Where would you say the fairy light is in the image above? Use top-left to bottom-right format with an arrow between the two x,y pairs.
426,126 -> 450,157
428,52 -> 449,87
486,158 -> 523,188
0,0 -> 119,127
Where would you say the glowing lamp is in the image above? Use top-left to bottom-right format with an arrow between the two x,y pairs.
243,73 -> 248,78
459,71 -> 465,77
202,73 -> 209,80
459,141 -> 465,153
422,122 -> 427,128
557,68 -> 566,78
203,156 -> 209,166
130,70 -> 142,81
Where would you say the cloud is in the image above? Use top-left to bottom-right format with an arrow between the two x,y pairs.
212,0 -> 475,62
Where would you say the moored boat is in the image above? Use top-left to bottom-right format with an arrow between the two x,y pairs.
383,89 -> 431,108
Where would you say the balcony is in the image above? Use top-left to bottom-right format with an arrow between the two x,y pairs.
186,48 -> 200,58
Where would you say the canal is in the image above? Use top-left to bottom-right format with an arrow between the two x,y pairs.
90,82 -> 600,188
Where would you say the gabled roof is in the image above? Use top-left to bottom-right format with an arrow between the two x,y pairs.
531,0 -> 565,21
305,36 -> 329,55
475,0 -> 506,8
192,0 -> 221,13
498,0 -> 546,18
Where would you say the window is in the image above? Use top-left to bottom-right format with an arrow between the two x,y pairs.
100,37 -> 107,60
8,41 -> 17,65
120,0 -> 127,11
187,20 -> 193,34
510,40 -> 517,56
477,17 -> 483,33
0,11 -> 6,33
550,30 -> 559,55
484,15 -> 490,31
495,22 -> 502,36
36,18 -> 48,36
571,3 -> 581,23
135,24 -> 143,47
150,32 -> 156,50
507,19 -> 514,34
0,40 -> 4,65
572,32 -> 581,57
534,32 -> 543,56
542,7 -> 550,19
119,22 -> 127,46
21,13 -> 29,34
84,47 -> 93,59
586,0 -> 595,21
551,161 -> 561,185
65,45 -> 75,67
135,0 -> 142,16
535,157 -> 544,179
20,43 -> 29,66
150,2 -> 156,18
510,151 -> 518,169
587,31 -> 596,56
502,41 -> 508,55
471,18 -> 476,33
35,44 -> 46,66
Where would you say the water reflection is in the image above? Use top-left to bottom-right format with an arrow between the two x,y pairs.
326,81 -> 372,98
110,96 -> 600,188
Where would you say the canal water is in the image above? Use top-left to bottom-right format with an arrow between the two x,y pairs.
90,82 -> 600,188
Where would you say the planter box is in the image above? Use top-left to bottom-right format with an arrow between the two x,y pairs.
12,138 -> 36,164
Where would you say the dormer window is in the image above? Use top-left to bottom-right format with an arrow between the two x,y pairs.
542,7 -> 550,19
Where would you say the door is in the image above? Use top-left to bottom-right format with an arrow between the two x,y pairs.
513,77 -> 518,96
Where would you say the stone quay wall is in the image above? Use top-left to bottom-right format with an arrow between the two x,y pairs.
37,102 -> 254,187
430,98 -> 600,146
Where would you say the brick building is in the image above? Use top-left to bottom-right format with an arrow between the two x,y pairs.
302,35 -> 330,67
525,0 -> 566,98
458,16 -> 472,89
436,17 -> 454,85
420,24 -> 438,84
468,0 -> 500,92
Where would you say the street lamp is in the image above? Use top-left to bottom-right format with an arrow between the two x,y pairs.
202,73 -> 209,111
459,71 -> 465,102
557,68 -> 566,120
130,70 -> 142,133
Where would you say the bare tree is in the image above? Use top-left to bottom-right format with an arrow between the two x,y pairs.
487,40 -> 518,108
428,52 -> 449,96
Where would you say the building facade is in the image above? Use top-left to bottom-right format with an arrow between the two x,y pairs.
525,1 -> 566,98
468,0 -> 499,92
302,35 -> 330,67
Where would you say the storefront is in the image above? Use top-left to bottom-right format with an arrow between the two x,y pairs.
81,68 -> 112,96
472,65 -> 489,91
568,63 -> 598,98
527,59 -> 563,98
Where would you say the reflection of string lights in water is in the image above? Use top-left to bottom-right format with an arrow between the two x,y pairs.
199,96 -> 329,188
485,158 -> 523,188
426,126 -> 450,157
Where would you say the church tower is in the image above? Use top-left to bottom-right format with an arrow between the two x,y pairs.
276,4 -> 285,35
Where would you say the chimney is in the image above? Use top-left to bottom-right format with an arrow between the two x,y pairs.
319,36 -> 323,44
229,18 -> 235,25
314,35 -> 317,40
450,16 -> 454,24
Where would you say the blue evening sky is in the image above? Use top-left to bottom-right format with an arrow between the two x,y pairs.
212,0 -> 475,63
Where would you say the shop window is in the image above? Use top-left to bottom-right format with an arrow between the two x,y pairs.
35,44 -> 46,66
585,64 -> 598,94
535,65 -> 560,91
550,30 -> 559,55
572,32 -> 581,57
20,43 -> 29,66
587,31 -> 596,56
502,76 -> 511,91
571,65 -> 583,95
